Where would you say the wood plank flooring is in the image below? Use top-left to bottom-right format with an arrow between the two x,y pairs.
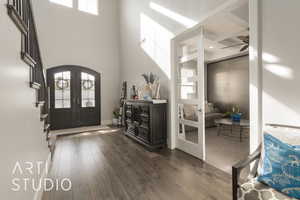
42,128 -> 232,200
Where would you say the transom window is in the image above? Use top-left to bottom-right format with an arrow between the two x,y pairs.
81,72 -> 95,108
78,0 -> 98,15
54,71 -> 71,108
49,0 -> 98,15
49,0 -> 73,8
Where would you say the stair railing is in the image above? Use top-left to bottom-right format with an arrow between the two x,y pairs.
7,0 -> 53,155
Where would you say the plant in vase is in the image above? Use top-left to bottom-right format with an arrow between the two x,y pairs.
112,108 -> 119,125
225,106 -> 242,122
141,72 -> 160,100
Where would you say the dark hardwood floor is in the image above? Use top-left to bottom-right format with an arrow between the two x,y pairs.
43,128 -> 232,200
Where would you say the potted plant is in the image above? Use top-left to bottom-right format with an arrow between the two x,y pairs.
231,106 -> 242,122
225,106 -> 242,122
112,108 -> 119,125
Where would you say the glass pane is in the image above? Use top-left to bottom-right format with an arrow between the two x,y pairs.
63,90 -> 70,99
54,71 -> 71,109
63,71 -> 70,79
185,125 -> 198,144
89,91 -> 95,99
180,61 -> 198,78
179,61 -> 198,100
89,100 -> 95,107
54,72 -> 63,79
55,90 -> 63,99
55,100 -> 63,109
180,84 -> 198,99
63,99 -> 71,108
180,104 -> 198,122
81,72 -> 96,108
78,0 -> 98,15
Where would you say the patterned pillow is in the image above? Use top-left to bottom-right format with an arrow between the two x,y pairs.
258,133 -> 300,199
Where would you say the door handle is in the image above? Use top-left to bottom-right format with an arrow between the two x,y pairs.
198,108 -> 202,113
77,98 -> 80,105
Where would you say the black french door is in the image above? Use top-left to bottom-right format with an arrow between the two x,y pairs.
47,66 -> 101,130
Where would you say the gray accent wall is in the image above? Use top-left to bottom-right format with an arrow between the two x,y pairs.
207,56 -> 249,119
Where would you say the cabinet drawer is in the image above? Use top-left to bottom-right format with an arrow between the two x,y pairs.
140,105 -> 150,113
140,115 -> 149,123
125,110 -> 132,118
138,127 -> 150,143
125,104 -> 132,110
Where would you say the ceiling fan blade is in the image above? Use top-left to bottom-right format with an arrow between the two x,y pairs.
221,43 -> 244,49
240,44 -> 249,52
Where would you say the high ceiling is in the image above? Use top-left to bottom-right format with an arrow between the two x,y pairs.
181,0 -> 249,62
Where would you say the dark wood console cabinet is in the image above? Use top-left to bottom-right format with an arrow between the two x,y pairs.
124,100 -> 167,151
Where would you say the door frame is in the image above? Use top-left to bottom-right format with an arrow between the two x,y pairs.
47,65 -> 101,129
170,0 -> 263,156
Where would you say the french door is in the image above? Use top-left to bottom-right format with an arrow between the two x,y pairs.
47,66 -> 101,130
175,32 -> 205,160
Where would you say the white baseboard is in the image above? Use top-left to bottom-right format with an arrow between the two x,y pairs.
33,153 -> 51,200
101,120 -> 112,125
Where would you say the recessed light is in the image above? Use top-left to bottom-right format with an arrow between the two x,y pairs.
209,46 -> 214,49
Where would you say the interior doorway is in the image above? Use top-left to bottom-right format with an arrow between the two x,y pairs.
171,0 -> 258,174
202,0 -> 250,173
47,65 -> 101,130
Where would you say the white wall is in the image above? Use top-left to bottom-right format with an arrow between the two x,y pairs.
262,0 -> 300,127
119,0 -> 229,147
0,1 -> 49,199
33,0 -> 121,124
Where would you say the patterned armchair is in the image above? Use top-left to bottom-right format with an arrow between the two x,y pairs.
232,124 -> 300,200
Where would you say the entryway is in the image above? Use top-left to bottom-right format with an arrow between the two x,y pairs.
171,0 -> 261,173
47,65 -> 101,130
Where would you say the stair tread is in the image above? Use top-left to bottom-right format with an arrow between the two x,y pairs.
41,113 -> 48,118
44,124 -> 50,132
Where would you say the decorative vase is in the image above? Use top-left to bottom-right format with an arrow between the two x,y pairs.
231,113 -> 242,122
150,82 -> 161,99
112,118 -> 118,125
142,84 -> 152,100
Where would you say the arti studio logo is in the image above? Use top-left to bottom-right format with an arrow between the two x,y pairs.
11,161 -> 72,192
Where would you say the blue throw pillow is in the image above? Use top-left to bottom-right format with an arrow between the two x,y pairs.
258,133 -> 300,199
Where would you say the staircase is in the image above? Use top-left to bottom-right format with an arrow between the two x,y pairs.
7,0 -> 54,156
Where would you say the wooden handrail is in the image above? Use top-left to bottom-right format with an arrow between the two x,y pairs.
7,0 -> 52,155
7,0 -> 49,127
7,0 -> 29,34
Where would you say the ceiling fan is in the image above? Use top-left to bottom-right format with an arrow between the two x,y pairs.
221,35 -> 249,52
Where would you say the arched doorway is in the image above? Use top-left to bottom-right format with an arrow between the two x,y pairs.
47,65 -> 101,130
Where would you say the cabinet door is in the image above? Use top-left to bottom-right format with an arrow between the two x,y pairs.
138,127 -> 150,143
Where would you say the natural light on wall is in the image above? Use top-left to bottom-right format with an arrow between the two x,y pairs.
140,13 -> 174,79
264,64 -> 293,79
262,52 -> 293,79
149,2 -> 197,28
78,0 -> 98,15
50,0 -> 73,8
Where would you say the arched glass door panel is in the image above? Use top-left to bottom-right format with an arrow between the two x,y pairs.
47,66 -> 101,130
81,72 -> 95,108
54,71 -> 71,109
